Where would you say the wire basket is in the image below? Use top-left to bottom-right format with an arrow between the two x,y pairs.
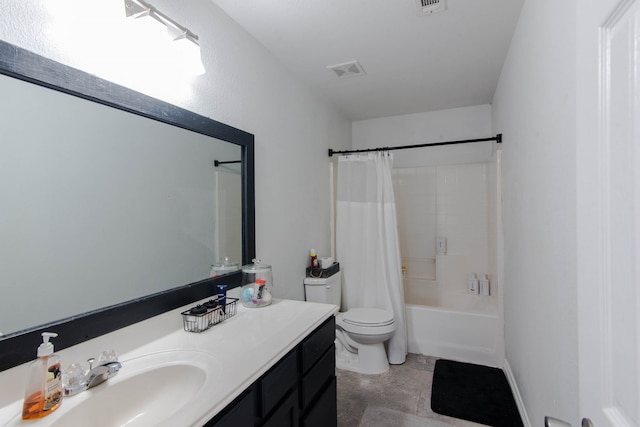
181,297 -> 238,333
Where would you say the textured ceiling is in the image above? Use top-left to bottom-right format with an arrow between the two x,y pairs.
211,0 -> 523,121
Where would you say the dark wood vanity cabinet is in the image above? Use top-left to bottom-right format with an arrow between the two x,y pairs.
206,316 -> 337,427
299,316 -> 337,427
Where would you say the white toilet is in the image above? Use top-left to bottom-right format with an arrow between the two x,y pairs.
304,271 -> 396,374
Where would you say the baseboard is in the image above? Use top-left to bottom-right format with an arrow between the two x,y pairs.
503,358 -> 532,427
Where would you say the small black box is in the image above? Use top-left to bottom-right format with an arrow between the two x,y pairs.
306,262 -> 340,278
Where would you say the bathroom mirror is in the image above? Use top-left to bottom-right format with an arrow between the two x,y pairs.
0,41 -> 255,371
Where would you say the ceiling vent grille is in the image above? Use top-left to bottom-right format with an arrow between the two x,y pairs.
417,0 -> 446,15
327,61 -> 366,79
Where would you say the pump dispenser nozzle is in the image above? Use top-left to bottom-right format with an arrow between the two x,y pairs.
37,332 -> 58,357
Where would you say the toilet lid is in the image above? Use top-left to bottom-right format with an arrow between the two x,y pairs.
342,308 -> 394,327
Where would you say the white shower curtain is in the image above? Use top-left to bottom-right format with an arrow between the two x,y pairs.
335,152 -> 407,365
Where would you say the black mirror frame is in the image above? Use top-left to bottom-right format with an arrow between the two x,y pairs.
0,41 -> 255,371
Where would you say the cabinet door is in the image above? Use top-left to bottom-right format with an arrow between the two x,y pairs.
260,349 -> 297,417
263,391 -> 298,427
301,317 -> 335,374
301,345 -> 335,409
302,377 -> 336,427
205,388 -> 255,427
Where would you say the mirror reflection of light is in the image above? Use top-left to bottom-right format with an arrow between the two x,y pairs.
43,0 -> 204,103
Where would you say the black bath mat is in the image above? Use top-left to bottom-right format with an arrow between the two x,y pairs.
431,359 -> 523,427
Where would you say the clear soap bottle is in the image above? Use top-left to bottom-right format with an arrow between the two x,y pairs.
22,332 -> 62,420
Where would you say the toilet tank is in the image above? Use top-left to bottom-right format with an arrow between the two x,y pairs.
303,271 -> 342,307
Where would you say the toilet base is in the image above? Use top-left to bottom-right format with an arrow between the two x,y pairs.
335,339 -> 390,375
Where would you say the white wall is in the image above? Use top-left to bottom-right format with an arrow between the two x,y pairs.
492,0 -> 578,425
0,0 -> 351,301
353,104 -> 495,167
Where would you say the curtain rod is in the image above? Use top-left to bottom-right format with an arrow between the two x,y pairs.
328,133 -> 502,157
214,160 -> 241,167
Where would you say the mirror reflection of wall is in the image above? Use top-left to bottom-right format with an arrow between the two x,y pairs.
214,167 -> 243,268
0,73 -> 242,336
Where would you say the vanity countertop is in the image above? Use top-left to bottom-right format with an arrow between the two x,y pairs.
0,297 -> 338,427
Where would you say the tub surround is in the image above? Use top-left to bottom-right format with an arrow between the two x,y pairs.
0,297 -> 338,426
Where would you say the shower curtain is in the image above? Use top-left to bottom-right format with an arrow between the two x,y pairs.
335,152 -> 407,365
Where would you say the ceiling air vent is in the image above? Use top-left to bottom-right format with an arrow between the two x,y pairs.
417,0 -> 446,15
327,61 -> 366,79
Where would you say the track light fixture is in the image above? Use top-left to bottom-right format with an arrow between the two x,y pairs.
124,0 -> 205,74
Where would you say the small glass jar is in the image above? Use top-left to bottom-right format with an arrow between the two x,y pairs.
210,256 -> 240,277
240,258 -> 273,308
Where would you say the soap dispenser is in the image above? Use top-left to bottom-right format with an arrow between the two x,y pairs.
468,273 -> 479,295
22,332 -> 62,420
479,274 -> 490,296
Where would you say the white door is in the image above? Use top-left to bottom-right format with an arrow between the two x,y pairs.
577,0 -> 640,426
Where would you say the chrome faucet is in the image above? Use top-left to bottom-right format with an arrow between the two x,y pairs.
63,357 -> 122,396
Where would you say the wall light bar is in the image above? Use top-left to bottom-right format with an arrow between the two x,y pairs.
124,0 -> 205,74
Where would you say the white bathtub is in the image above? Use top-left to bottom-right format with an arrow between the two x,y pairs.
405,290 -> 502,367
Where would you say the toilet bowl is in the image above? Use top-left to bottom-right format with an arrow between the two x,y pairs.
303,272 -> 396,374
335,307 -> 396,374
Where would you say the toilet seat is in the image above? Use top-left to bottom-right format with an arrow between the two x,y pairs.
337,308 -> 396,338
341,308 -> 394,327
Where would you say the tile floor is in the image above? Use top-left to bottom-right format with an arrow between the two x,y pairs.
336,353 -> 486,427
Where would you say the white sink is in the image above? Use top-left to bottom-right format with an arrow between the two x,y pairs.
46,350 -> 218,427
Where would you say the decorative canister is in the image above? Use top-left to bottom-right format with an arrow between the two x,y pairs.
210,256 -> 240,277
240,258 -> 273,308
